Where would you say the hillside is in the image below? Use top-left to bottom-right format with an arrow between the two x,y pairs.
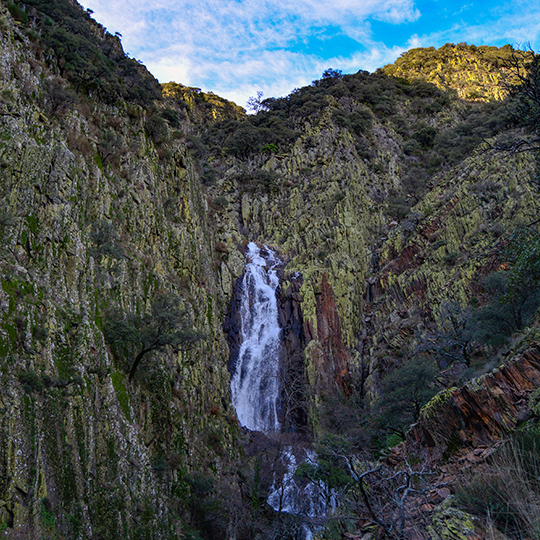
1,1 -> 540,539
382,42 -> 521,101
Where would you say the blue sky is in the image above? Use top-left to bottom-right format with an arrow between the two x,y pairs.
79,0 -> 540,108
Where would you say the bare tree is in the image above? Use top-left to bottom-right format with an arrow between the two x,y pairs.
494,46 -> 540,154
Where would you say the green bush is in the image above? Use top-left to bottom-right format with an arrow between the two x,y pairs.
16,0 -> 161,103
145,114 -> 168,144
90,220 -> 125,260
377,358 -> 438,438
18,371 -> 45,393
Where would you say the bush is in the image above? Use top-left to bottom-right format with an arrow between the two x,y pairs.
456,428 -> 540,539
18,371 -> 45,393
90,220 -> 124,260
377,358 -> 438,438
16,0 -> 161,103
471,229 -> 540,348
145,114 -> 168,144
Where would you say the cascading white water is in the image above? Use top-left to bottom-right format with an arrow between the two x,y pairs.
267,447 -> 336,518
230,242 -> 282,432
231,242 -> 335,537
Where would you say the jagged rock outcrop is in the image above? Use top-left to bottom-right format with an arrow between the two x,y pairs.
410,345 -> 540,453
304,274 -> 350,394
0,3 -> 246,538
382,43 -> 519,101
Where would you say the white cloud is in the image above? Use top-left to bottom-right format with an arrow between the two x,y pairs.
79,0 -> 540,109
79,0 -> 421,106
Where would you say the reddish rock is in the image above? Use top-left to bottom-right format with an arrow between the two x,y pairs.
409,345 -> 540,454
383,242 -> 424,277
310,274 -> 350,393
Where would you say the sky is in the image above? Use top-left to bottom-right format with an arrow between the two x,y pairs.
79,0 -> 540,109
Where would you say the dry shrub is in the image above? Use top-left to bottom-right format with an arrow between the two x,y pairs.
456,428 -> 540,539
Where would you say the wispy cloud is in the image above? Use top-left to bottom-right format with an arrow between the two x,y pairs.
80,0 -> 420,105
79,0 -> 540,108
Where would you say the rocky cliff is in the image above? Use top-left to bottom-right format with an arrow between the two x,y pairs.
0,2 -> 249,538
1,1 -> 540,539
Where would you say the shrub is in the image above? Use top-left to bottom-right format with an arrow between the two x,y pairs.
89,220 -> 124,260
18,371 -> 45,393
145,114 -> 168,144
456,428 -> 540,539
377,358 -> 438,438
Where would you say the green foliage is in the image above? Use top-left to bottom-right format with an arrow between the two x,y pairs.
160,108 -> 182,128
261,142 -> 278,153
419,302 -> 475,369
42,77 -> 78,116
111,371 -> 130,418
0,202 -> 16,235
224,124 -> 272,158
383,43 -> 517,101
18,371 -> 45,394
184,473 -> 227,540
103,292 -> 205,380
14,0 -> 161,103
145,114 -> 168,144
506,49 -> 540,143
210,196 -> 228,209
296,435 -> 355,490
472,229 -> 540,347
150,454 -> 170,479
378,358 -> 438,437
90,220 -> 125,260
40,497 -> 56,532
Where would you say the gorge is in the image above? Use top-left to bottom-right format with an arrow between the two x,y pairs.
1,1 -> 540,539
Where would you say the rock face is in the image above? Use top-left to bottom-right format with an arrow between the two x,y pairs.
410,345 -> 540,453
306,274 -> 350,395
382,43 -> 518,101
2,1 -> 540,538
0,4 -> 244,538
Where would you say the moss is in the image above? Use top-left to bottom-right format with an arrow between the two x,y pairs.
206,296 -> 214,326
111,371 -> 131,419
419,387 -> 457,421
25,214 -> 39,235
1,278 -> 34,315
40,498 -> 56,534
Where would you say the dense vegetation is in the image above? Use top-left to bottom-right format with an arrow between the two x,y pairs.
197,57 -> 519,220
382,43 -> 519,101
3,0 -> 540,536
6,0 -> 161,102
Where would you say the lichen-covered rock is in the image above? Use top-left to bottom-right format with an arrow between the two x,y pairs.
409,345 -> 540,453
428,498 -> 480,540
0,5 -> 244,538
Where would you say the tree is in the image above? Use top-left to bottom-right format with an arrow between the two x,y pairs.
496,46 -> 540,154
246,90 -> 264,113
104,293 -> 205,380
378,358 -> 439,439
472,229 -> 540,348
296,434 -> 448,539
418,302 -> 475,368
321,68 -> 343,80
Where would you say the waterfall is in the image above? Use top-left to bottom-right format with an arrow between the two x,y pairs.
267,447 -> 336,518
230,242 -> 335,537
230,242 -> 282,432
